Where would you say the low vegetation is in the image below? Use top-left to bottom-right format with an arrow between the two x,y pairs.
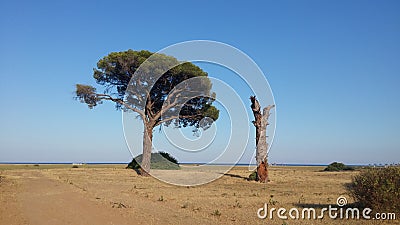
211,209 -> 221,216
3,165 -> 398,224
324,162 -> 354,171
248,170 -> 258,181
158,151 -> 178,164
347,166 -> 400,212
126,152 -> 180,170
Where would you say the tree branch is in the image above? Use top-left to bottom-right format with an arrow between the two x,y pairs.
262,104 -> 275,126
154,113 -> 203,127
97,93 -> 145,120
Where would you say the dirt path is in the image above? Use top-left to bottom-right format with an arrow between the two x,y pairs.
1,170 -> 122,224
0,170 -> 167,225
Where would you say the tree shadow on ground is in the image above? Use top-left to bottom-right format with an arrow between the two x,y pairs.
222,173 -> 249,180
294,203 -> 361,209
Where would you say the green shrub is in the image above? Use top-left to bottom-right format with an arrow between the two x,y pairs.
159,151 -> 178,164
248,171 -> 258,181
72,165 -> 79,168
347,166 -> 400,212
324,162 -> 354,171
126,158 -> 141,170
126,152 -> 180,170
211,209 -> 221,216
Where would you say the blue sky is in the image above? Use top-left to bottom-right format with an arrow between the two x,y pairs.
0,0 -> 399,164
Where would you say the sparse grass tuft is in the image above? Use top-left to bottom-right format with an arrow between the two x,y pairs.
298,194 -> 305,204
111,202 -> 127,208
233,200 -> 242,208
269,195 -> 278,205
211,209 -> 221,216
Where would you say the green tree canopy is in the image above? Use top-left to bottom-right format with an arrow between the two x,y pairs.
76,49 -> 219,175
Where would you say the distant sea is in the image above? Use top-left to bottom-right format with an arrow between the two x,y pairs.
0,162 -> 128,165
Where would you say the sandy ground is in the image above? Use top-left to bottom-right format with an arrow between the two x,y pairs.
0,166 -> 398,225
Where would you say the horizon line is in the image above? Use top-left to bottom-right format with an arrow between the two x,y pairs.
1,162 -> 397,167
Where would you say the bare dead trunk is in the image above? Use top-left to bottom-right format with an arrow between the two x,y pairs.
250,96 -> 275,183
140,125 -> 153,176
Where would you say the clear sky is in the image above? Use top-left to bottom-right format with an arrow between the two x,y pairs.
0,0 -> 399,165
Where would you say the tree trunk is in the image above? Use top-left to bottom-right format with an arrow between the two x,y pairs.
140,125 -> 153,176
250,96 -> 275,183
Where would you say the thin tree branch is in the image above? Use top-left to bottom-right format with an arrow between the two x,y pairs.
154,113 -> 203,127
97,93 -> 145,120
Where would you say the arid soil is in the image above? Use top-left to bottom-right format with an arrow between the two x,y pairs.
0,166 -> 398,225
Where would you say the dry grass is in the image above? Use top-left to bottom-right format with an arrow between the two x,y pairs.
0,164 -> 126,170
1,165 -> 398,224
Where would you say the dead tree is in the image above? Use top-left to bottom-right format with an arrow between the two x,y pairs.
250,96 -> 275,183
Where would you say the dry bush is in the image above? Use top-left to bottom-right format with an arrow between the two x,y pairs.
347,166 -> 400,212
